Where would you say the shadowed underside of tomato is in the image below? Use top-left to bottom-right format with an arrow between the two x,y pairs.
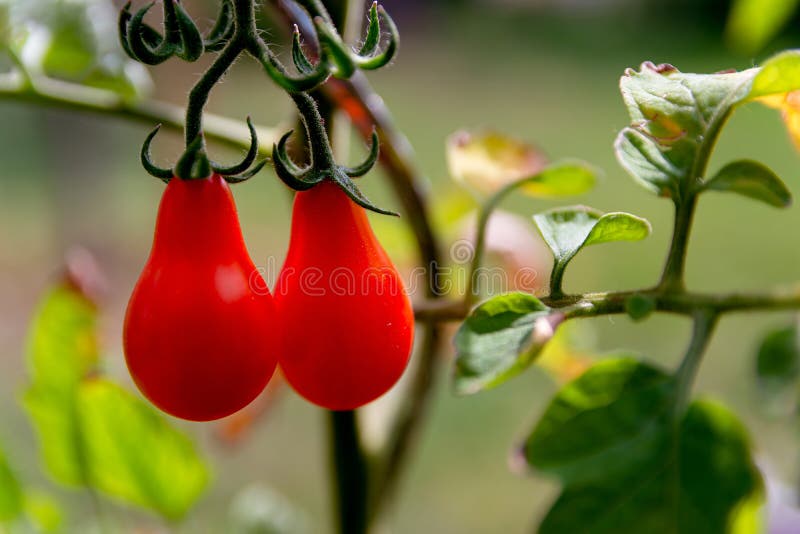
124,174 -> 277,422
275,180 -> 415,411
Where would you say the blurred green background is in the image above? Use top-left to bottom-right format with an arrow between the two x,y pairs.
3,0 -> 800,531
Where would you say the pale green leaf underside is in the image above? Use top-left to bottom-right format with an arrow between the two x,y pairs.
453,292 -> 558,395
705,159 -> 791,208
533,206 -> 651,266
615,50 -> 800,198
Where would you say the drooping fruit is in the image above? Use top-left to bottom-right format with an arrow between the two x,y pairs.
124,174 -> 276,421
275,180 -> 415,411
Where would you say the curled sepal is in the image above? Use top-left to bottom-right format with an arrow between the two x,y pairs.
174,136 -> 212,180
203,0 -> 235,52
211,117 -> 260,175
314,18 -> 356,78
173,1 -> 204,62
343,130 -> 380,178
125,3 -> 175,65
224,160 -> 269,184
140,125 -> 173,183
272,134 -> 318,191
358,2 -> 381,56
291,25 -> 315,76
257,50 -> 330,93
331,170 -> 398,216
355,5 -> 398,71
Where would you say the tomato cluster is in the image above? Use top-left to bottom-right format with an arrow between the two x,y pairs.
124,175 -> 414,421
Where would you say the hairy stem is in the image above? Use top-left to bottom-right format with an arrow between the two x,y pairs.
659,196 -> 698,292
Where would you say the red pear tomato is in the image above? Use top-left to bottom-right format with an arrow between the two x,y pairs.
275,180 -> 414,411
124,174 -> 277,421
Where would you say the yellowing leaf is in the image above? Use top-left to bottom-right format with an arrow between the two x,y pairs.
759,90 -> 800,150
447,130 -> 548,197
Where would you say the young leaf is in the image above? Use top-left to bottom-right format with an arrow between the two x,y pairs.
523,359 -> 762,534
453,292 -> 562,395
615,63 -> 757,198
77,379 -> 210,521
0,445 -> 24,523
533,206 -> 651,294
704,160 -> 792,207
748,49 -> 800,99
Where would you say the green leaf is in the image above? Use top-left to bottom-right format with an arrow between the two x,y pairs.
524,358 -> 674,485
517,160 -> 599,198
23,491 -> 63,533
2,0 -> 151,100
23,284 -> 98,486
704,160 -> 792,207
0,445 -> 24,523
453,292 -> 561,395
22,282 -> 209,521
614,127 -> 682,197
755,324 -> 800,389
749,50 -> 800,99
77,379 -> 210,521
523,359 -> 762,534
726,0 -> 800,56
533,206 -> 651,278
615,63 -> 757,198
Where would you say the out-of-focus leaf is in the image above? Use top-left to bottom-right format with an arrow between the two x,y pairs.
229,484 -> 310,534
26,285 -> 98,393
23,490 -> 63,533
524,358 -> 762,533
78,379 -> 209,521
726,0 -> 800,56
517,161 -> 598,198
23,284 -> 98,485
0,0 -> 151,99
755,324 -> 800,391
446,130 -> 548,196
535,321 -> 594,384
729,487 -> 765,534
752,51 -> 800,150
0,445 -> 23,523
524,358 -> 674,484
453,292 -> 562,395
23,279 -> 209,521
704,160 -> 791,207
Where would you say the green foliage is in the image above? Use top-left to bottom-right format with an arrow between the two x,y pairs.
524,359 -> 762,533
23,283 -> 209,521
704,160 -> 791,208
0,445 -> 23,524
755,324 -> 800,390
453,293 -> 561,395
533,206 -> 650,283
0,0 -> 150,99
77,379 -> 209,520
726,0 -> 800,56
615,63 -> 756,199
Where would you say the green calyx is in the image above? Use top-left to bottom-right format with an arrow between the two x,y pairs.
142,118 -> 266,184
119,0 -> 234,65
272,93 -> 396,216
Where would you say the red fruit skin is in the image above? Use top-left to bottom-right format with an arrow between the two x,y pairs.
275,181 -> 415,411
124,175 -> 276,422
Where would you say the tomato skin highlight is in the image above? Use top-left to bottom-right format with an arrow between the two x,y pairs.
124,175 -> 277,422
275,181 -> 414,411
